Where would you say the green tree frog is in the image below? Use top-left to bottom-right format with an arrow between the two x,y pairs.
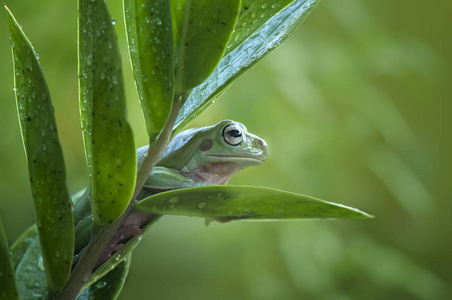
73,120 -> 267,261
138,119 -> 267,194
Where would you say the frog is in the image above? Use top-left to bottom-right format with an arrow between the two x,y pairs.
138,119 -> 267,193
73,120 -> 267,263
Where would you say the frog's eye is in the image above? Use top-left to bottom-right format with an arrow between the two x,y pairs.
223,124 -> 243,146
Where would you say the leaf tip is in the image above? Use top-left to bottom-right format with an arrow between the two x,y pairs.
356,210 -> 375,219
4,4 -> 14,20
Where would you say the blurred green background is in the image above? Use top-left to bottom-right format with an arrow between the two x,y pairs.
1,0 -> 451,299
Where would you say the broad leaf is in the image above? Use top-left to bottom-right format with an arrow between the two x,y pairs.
10,225 -> 37,269
6,7 -> 74,292
225,0 -> 294,55
133,186 -> 373,219
76,254 -> 131,300
79,0 -> 137,227
124,0 -> 174,140
0,216 -> 18,300
14,237 -> 47,300
171,0 -> 241,93
174,0 -> 319,131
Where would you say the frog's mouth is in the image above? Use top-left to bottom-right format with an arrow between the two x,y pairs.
206,155 -> 265,163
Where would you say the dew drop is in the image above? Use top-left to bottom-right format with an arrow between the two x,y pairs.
169,197 -> 179,204
95,281 -> 107,288
38,256 -> 44,271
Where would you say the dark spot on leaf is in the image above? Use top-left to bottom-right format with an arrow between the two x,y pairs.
189,20 -> 193,24
27,116 -> 31,121
26,67 -> 32,72
221,21 -> 226,25
185,43 -> 190,46
244,6 -> 249,10
118,120 -> 122,127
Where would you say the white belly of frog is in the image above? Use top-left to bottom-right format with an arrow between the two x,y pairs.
184,162 -> 244,185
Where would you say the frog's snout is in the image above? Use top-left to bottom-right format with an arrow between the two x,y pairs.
254,136 -> 268,162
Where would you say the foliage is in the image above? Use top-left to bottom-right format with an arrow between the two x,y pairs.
0,0 -> 376,299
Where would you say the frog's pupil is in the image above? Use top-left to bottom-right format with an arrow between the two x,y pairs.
229,129 -> 241,137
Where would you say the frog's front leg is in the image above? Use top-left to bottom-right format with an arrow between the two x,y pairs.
143,166 -> 212,190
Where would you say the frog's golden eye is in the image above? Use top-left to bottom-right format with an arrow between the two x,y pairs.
223,124 -> 243,146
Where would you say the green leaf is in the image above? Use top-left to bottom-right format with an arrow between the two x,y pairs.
14,237 -> 48,300
171,0 -> 241,93
10,225 -> 37,269
124,0 -> 174,140
174,0 -> 319,131
133,186 -> 373,220
225,0 -> 295,55
0,215 -> 18,300
6,6 -> 74,292
76,254 -> 131,300
79,0 -> 137,227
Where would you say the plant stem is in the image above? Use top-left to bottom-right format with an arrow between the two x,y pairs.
55,100 -> 183,300
132,99 -> 183,202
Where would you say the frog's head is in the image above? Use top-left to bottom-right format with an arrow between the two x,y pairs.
201,120 -> 267,164
157,120 -> 267,184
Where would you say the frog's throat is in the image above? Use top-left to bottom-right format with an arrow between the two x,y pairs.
183,162 -> 244,185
